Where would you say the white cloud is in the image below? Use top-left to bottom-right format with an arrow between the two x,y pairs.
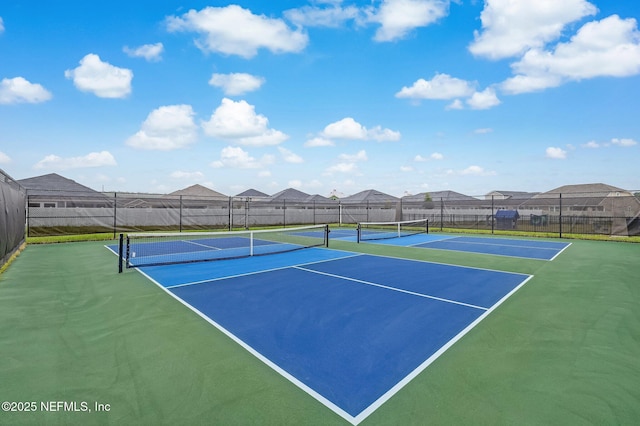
64,54 -> 133,98
326,162 -> 359,174
321,117 -> 400,141
415,152 -> 443,161
338,150 -> 368,162
34,151 -> 117,170
0,77 -> 52,104
582,141 -> 600,148
396,73 -> 476,100
123,43 -> 164,61
0,151 -> 11,164
284,2 -> 361,28
611,138 -> 637,147
400,165 -> 413,172
211,146 -> 275,169
323,117 -> 367,140
325,148 -> 368,175
170,171 -> 205,180
202,98 -> 288,146
209,73 -> 265,96
502,15 -> 640,94
0,17 -> 4,34
467,88 -> 501,110
445,99 -> 464,110
166,5 -> 308,58
278,146 -> 304,163
126,105 -> 198,150
304,136 -> 335,147
469,0 -> 597,60
546,147 -> 567,159
474,128 -> 493,134
460,165 -> 496,176
370,0 -> 449,42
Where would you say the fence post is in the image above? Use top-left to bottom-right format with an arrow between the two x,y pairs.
113,192 -> 117,239
559,193 -> 563,238
283,199 -> 286,227
179,195 -> 183,232
228,197 -> 232,231
26,193 -> 30,237
440,197 -> 444,231
491,195 -> 495,234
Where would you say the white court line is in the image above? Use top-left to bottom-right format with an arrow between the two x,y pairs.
293,266 -> 488,311
549,242 -> 572,261
182,239 -> 224,250
427,238 -> 564,251
166,252 -> 366,289
132,249 -> 534,425
351,274 -> 534,424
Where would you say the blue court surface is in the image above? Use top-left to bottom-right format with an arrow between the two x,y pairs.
363,234 -> 571,260
126,247 -> 532,424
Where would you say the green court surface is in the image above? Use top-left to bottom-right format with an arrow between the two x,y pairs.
0,235 -> 639,425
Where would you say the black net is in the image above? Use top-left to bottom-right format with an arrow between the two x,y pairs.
357,219 -> 429,242
121,224 -> 329,269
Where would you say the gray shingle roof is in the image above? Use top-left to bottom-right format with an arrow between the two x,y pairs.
18,173 -> 103,197
341,189 -> 398,203
169,184 -> 226,198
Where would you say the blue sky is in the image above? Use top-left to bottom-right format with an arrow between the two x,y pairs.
1,0 -> 639,197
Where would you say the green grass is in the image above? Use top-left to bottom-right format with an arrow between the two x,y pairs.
1,236 -> 639,425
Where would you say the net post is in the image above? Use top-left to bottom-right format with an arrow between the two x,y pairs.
323,224 -> 329,247
118,233 -> 124,273
356,223 -> 361,243
426,219 -> 429,234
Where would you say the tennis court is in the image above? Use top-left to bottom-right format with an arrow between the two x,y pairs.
368,234 -> 571,260
2,230 -> 640,425
112,240 -> 531,424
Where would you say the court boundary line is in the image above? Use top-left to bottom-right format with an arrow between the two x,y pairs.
128,249 -> 534,425
549,242 -> 572,261
293,265 -> 489,311
165,252 -> 366,289
406,241 -> 559,261
352,274 -> 534,424
416,237 -> 567,251
136,267 -> 357,424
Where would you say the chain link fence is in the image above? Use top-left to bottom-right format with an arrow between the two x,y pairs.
23,189 -> 640,238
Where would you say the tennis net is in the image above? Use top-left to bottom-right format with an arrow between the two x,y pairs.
357,219 -> 429,243
118,224 -> 329,270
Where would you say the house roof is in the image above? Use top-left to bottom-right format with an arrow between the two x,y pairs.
304,194 -> 335,203
540,183 -> 628,196
18,173 -> 104,197
486,190 -> 539,200
235,188 -> 269,198
341,189 -> 398,203
169,184 -> 226,198
402,190 -> 477,202
269,187 -> 311,201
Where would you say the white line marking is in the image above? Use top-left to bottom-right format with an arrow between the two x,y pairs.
353,274 -> 535,424
183,239 -> 223,250
549,242 -> 572,261
132,250 -> 534,425
166,252 -> 366,289
293,266 -> 488,311
135,268 -> 358,424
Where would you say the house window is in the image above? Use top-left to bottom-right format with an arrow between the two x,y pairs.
43,203 -> 56,208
